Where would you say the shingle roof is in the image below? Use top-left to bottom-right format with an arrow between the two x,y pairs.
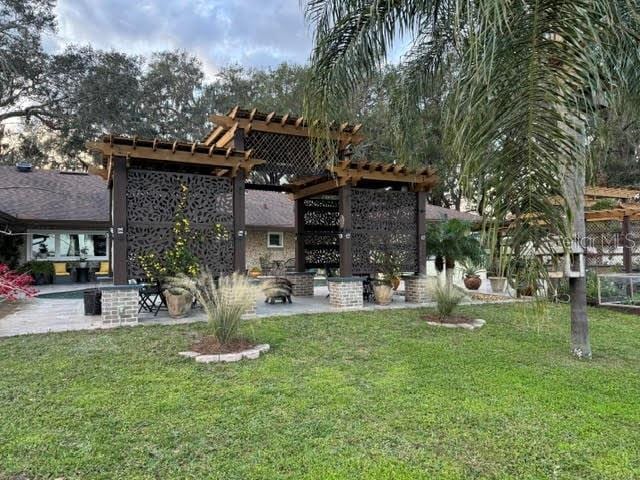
424,204 -> 481,223
245,190 -> 294,229
0,165 -> 480,227
0,165 -> 109,223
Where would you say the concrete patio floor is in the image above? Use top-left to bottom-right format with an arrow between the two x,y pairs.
0,283 -> 514,338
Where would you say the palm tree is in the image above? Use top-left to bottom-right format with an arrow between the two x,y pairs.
304,0 -> 639,358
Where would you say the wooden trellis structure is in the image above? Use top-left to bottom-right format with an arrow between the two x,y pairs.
87,107 -> 437,285
585,204 -> 640,272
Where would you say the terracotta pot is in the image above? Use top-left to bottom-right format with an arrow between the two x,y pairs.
164,289 -> 193,318
373,284 -> 393,305
488,276 -> 507,293
391,276 -> 401,291
464,275 -> 482,290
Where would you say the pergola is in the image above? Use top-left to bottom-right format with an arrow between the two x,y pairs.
87,107 -> 437,286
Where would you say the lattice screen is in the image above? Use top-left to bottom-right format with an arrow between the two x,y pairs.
584,220 -> 623,268
351,188 -> 418,274
301,196 -> 340,269
245,131 -> 335,185
126,169 -> 234,278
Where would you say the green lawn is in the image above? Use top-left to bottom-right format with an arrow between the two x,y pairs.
1,304 -> 639,479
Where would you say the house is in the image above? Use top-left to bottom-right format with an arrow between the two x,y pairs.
0,164 -> 301,276
0,164 -> 482,277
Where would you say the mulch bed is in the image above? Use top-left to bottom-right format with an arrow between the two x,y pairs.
191,336 -> 256,355
422,314 -> 475,325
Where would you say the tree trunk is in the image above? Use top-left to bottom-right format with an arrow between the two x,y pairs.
564,162 -> 591,359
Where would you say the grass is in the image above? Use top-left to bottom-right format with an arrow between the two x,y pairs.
1,304 -> 639,479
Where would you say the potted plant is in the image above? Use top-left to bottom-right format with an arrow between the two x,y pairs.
163,286 -> 193,318
462,261 -> 482,290
371,249 -> 400,305
486,253 -> 508,293
78,248 -> 89,268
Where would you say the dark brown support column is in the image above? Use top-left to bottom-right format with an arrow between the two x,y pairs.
233,129 -> 246,272
417,191 -> 427,275
622,215 -> 632,273
339,184 -> 353,276
295,198 -> 306,272
111,156 -> 128,285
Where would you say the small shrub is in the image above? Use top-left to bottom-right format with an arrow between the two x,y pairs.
16,260 -> 55,277
170,271 -> 258,345
434,284 -> 464,320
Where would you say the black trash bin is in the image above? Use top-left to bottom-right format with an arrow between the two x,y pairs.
84,289 -> 102,315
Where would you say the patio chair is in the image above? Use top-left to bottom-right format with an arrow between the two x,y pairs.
138,280 -> 167,316
284,258 -> 296,273
259,257 -> 273,276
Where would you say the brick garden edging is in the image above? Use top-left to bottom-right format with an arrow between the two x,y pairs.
425,319 -> 486,330
179,344 -> 270,363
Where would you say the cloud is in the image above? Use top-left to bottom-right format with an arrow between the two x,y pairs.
46,0 -> 312,78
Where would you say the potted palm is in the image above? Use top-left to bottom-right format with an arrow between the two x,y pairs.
371,249 -> 400,305
425,219 -> 484,287
462,261 -> 483,290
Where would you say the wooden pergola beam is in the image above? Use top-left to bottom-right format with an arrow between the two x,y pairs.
292,178 -> 345,200
209,114 -> 365,145
87,141 -> 265,174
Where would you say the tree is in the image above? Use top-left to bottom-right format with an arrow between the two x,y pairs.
305,0 -> 640,358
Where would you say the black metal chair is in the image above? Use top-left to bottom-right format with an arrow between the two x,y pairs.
138,280 -> 167,316
362,275 -> 374,303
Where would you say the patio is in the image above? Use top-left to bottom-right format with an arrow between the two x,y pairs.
0,281 -> 510,337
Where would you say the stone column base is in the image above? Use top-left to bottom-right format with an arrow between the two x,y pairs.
100,285 -> 141,325
403,275 -> 432,304
328,277 -> 363,309
284,272 -> 315,296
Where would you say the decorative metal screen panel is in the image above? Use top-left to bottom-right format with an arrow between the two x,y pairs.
302,196 -> 340,269
245,131 -> 335,185
629,221 -> 640,270
126,169 -> 234,278
584,220 -> 623,268
351,189 -> 418,274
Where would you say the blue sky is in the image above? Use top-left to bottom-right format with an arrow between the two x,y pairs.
46,0 -> 313,78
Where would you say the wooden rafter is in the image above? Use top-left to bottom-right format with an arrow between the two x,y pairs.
292,177 -> 346,200
585,205 -> 640,221
208,108 -> 365,146
86,136 -> 265,175
585,186 -> 639,200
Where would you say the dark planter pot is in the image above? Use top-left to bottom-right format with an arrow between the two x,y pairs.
435,256 -> 444,272
84,289 -> 102,315
464,275 -> 482,290
33,272 -> 53,285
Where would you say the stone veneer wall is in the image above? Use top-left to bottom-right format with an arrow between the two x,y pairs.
403,275 -> 431,304
245,230 -> 295,270
282,272 -> 315,296
328,278 -> 363,309
100,286 -> 140,325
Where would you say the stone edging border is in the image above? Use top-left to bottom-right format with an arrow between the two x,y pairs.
179,344 -> 270,363
426,319 -> 486,330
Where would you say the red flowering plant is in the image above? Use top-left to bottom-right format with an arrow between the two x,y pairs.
0,263 -> 37,303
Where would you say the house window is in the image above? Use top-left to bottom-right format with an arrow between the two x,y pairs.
28,231 -> 109,261
267,232 -> 284,248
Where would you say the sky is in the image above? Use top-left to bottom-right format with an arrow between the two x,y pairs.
45,0 -> 313,79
